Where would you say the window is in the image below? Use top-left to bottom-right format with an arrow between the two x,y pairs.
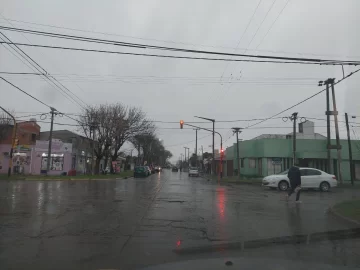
300,169 -> 306,176
249,158 -> 256,168
240,158 -> 244,168
41,153 -> 64,171
31,133 -> 37,142
305,169 -> 321,176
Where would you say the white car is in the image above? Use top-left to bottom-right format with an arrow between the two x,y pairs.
189,167 -> 199,177
262,167 -> 337,192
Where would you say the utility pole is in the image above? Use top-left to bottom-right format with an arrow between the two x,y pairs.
194,116 -> 215,175
0,106 -> 17,177
46,107 -> 57,174
331,80 -> 343,184
320,79 -> 332,173
345,113 -> 354,186
291,112 -> 298,165
195,128 -> 199,166
232,128 -> 242,179
319,78 -> 342,182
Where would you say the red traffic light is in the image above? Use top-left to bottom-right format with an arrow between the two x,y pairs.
180,120 -> 184,129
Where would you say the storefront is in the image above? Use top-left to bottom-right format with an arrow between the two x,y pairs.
31,139 -> 73,175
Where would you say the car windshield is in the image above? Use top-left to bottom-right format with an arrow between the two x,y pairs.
2,2 -> 358,269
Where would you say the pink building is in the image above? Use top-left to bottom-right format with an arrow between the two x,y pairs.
0,144 -> 32,174
31,139 -> 73,175
0,139 -> 73,175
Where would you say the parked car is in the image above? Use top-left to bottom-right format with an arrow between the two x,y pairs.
144,166 -> 152,176
172,166 -> 179,172
189,167 -> 199,177
149,165 -> 156,174
134,166 -> 149,178
262,167 -> 337,192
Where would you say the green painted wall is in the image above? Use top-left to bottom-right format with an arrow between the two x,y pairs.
229,137 -> 360,180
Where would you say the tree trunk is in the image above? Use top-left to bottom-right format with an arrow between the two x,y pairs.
95,158 -> 101,174
110,155 -> 117,174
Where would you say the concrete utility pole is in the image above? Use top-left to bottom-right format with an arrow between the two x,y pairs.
325,81 -> 332,173
232,127 -> 242,179
345,113 -> 354,186
194,116 -> 215,174
46,107 -> 57,174
0,106 -> 17,177
194,128 -> 199,166
319,78 -> 342,183
331,81 -> 342,183
90,122 -> 97,174
291,112 -> 298,165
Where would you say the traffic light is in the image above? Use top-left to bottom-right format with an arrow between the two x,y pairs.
220,148 -> 224,156
180,120 -> 184,129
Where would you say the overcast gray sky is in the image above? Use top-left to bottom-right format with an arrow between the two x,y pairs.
1,0 -> 360,161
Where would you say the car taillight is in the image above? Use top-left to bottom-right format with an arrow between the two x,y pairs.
332,176 -> 337,180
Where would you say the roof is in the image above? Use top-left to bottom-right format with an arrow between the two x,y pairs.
40,129 -> 89,140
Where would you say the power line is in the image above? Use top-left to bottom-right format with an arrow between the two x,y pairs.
0,77 -> 51,108
255,0 -> 291,49
2,17 -> 360,60
164,134 -> 212,148
246,67 -> 360,129
0,13 -> 88,97
245,0 -> 277,49
1,25 -> 359,65
0,32 -> 88,109
1,41 -> 349,66
218,0 -> 263,83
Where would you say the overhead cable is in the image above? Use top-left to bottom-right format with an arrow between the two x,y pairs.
0,25 -> 359,65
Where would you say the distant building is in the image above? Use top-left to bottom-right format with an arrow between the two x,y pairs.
40,130 -> 94,174
0,119 -> 40,174
225,121 -> 360,181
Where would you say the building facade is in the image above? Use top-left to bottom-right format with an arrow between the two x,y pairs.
227,121 -> 360,181
40,130 -> 93,174
0,120 -> 40,174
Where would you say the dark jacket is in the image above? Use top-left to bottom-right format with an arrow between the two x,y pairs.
287,166 -> 301,187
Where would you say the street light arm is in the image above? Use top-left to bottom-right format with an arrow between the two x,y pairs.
194,116 -> 215,122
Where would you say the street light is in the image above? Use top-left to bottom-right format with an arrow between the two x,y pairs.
194,116 -> 215,175
185,123 -> 223,180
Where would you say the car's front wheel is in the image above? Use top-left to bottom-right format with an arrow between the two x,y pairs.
278,180 -> 289,191
320,181 -> 330,192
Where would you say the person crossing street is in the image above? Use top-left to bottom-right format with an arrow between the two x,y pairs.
286,165 -> 302,203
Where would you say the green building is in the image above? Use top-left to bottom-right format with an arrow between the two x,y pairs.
223,121 -> 360,181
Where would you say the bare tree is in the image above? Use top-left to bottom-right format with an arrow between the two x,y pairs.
110,105 -> 155,172
130,133 -> 172,166
79,105 -> 117,174
0,109 -> 15,143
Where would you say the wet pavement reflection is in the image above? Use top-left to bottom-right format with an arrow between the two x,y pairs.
0,170 -> 359,269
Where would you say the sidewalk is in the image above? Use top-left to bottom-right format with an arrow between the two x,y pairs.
0,171 -> 133,181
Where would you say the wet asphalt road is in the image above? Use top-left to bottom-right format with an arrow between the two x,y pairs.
0,170 -> 360,269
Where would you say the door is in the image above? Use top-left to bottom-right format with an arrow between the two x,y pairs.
302,169 -> 322,188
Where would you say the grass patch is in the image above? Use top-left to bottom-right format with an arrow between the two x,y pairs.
0,170 -> 134,181
333,200 -> 360,223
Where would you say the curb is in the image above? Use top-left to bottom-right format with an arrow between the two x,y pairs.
329,206 -> 360,226
20,176 -> 134,181
173,227 -> 360,255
